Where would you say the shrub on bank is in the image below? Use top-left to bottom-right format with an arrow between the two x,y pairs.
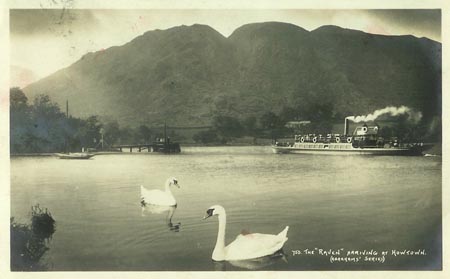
10,204 -> 56,271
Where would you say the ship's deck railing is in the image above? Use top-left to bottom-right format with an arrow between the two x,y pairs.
294,134 -> 352,144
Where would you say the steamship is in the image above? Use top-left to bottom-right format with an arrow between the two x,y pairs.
271,118 -> 425,156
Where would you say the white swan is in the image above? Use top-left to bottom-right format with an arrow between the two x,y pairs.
203,205 -> 289,261
140,177 -> 180,206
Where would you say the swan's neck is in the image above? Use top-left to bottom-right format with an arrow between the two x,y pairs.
164,181 -> 172,194
213,213 -> 227,261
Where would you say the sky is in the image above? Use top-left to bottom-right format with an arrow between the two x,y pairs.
9,9 -> 442,87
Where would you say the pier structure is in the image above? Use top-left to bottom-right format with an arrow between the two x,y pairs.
112,142 -> 181,153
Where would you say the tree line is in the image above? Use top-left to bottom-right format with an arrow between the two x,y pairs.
193,104 -> 440,144
10,88 -> 170,153
10,87 -> 439,153
193,102 -> 342,144
10,87 -> 338,151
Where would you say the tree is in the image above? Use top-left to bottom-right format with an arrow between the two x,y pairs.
10,88 -> 31,153
137,125 -> 152,143
10,87 -> 29,111
302,102 -> 334,135
10,91 -> 70,153
103,121 -> 121,146
242,116 -> 257,136
118,127 -> 134,145
260,112 -> 282,130
77,115 -> 102,149
67,117 -> 85,151
212,115 -> 243,141
259,112 -> 287,139
32,95 -> 64,119
279,107 -> 301,123
193,129 -> 219,144
29,95 -> 66,152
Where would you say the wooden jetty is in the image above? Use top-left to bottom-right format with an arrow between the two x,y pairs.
112,142 -> 181,153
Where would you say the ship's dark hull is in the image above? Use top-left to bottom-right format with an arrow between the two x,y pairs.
272,143 -> 424,156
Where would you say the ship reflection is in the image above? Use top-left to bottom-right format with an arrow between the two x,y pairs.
213,250 -> 288,271
141,204 -> 181,232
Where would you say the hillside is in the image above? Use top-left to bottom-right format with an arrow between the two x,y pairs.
23,22 -> 441,127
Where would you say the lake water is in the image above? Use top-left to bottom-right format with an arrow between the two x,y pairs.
10,146 -> 442,271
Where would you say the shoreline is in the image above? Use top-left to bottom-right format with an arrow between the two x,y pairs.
10,153 -> 57,157
8,142 -> 442,157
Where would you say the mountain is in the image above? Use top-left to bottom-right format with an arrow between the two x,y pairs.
22,22 -> 441,127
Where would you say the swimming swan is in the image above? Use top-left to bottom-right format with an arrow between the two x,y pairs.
140,177 -> 180,206
203,205 -> 289,261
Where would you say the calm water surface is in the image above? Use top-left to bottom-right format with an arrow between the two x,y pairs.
10,146 -> 441,271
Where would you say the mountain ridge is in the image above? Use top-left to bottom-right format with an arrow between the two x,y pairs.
22,22 -> 441,128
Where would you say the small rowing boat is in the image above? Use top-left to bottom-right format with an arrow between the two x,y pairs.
55,153 -> 95,159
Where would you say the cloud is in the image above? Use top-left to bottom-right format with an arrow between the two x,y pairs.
10,9 -> 98,36
365,10 -> 441,41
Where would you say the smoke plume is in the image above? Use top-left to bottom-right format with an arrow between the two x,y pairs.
346,106 -> 422,123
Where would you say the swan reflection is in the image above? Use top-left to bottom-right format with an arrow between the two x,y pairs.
141,204 -> 181,232
214,250 -> 288,271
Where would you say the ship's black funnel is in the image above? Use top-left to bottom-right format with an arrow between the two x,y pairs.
344,118 -> 350,136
